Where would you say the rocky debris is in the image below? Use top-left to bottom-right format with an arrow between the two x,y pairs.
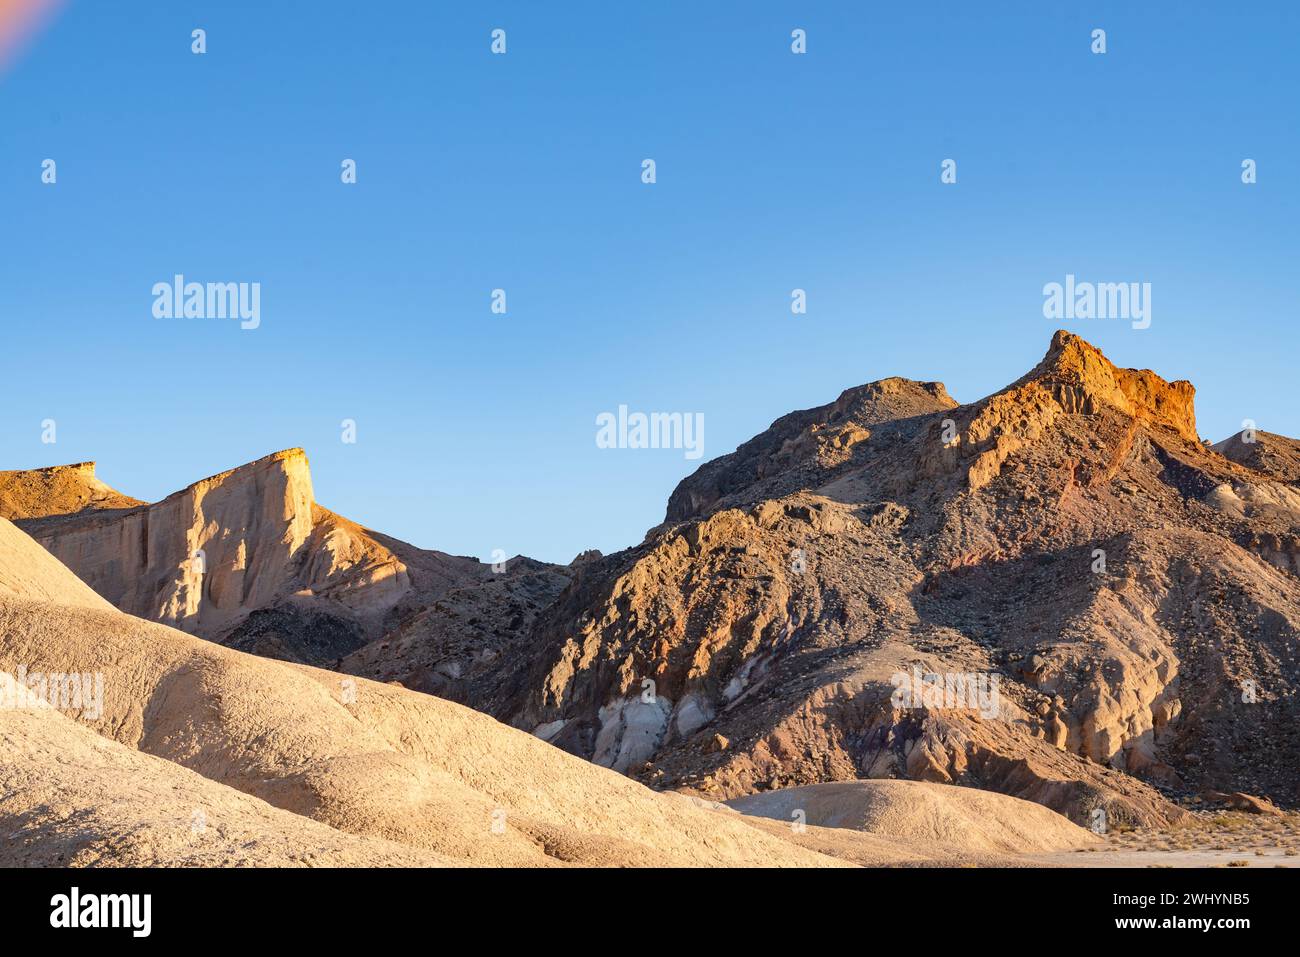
1213,430 -> 1300,483
222,604 -> 368,666
339,557 -> 572,699
1094,807 -> 1300,866
1201,790 -> 1285,816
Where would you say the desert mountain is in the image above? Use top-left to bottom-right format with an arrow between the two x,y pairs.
0,451 -> 570,673
0,514 -> 1098,866
9,330 -> 1298,840
422,330 -> 1299,829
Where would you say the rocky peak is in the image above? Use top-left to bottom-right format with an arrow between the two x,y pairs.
1018,330 -> 1198,443
666,332 -> 1203,523
823,376 -> 956,425
43,461 -> 97,475
918,331 -> 1203,494
179,447 -> 311,495
478,331 -> 1300,827
8,449 -> 319,635
665,375 -> 957,522
4,448 -> 561,669
1213,430 -> 1300,483
153,447 -> 317,559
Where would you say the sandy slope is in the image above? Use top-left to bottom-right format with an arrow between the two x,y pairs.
728,779 -> 1099,855
0,513 -> 111,611
0,686 -> 455,867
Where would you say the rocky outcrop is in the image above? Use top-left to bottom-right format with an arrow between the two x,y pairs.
1024,330 -> 1198,442
0,461 -> 142,519
920,330 -> 1198,494
1,450 -> 565,670
32,451 -> 319,634
339,556 -> 572,702
467,331 -> 1300,826
8,450 -> 326,636
665,376 -> 956,523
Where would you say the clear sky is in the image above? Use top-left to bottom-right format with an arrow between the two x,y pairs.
2,2 -> 1297,564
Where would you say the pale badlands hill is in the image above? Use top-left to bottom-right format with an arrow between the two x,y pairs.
0,451 -> 571,675
0,515 -> 1099,866
728,779 -> 1096,856
0,696 -> 459,867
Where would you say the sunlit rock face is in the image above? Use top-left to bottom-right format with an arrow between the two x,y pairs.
0,450 -> 562,669
475,332 -> 1300,828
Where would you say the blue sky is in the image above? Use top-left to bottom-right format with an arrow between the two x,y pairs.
2,2 -> 1297,563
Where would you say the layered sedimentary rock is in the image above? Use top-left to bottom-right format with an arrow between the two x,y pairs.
12,451 -> 319,635
0,450 -> 564,669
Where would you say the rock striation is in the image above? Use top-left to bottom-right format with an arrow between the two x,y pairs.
0,450 -> 564,670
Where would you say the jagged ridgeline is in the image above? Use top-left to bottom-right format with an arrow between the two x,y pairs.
5,332 -> 1299,830
0,450 -> 572,675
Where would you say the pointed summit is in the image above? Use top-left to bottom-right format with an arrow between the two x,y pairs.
948,331 -> 1199,491
1015,330 -> 1198,443
1,448 -> 564,669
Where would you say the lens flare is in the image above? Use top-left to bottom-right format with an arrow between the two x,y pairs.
0,0 -> 65,72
